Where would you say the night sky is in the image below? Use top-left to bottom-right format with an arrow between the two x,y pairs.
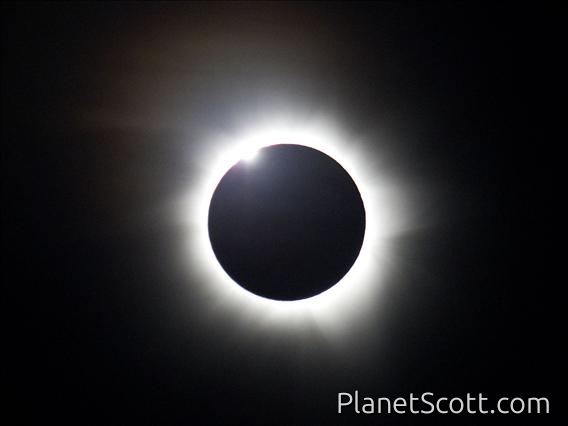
4,3 -> 560,425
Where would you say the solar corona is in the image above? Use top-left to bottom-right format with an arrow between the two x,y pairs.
179,118 -> 410,336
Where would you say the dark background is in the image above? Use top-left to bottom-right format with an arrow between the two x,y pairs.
3,2 -> 560,424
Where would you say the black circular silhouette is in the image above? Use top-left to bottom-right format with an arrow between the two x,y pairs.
208,144 -> 365,301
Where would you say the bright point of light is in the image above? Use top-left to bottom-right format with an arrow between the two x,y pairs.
241,147 -> 260,162
178,115 -> 412,341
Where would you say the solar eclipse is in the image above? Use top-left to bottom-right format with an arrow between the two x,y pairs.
180,119 -> 412,338
208,144 -> 366,301
9,4 -> 552,424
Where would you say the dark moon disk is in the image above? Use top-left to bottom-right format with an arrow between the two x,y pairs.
208,144 -> 366,301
